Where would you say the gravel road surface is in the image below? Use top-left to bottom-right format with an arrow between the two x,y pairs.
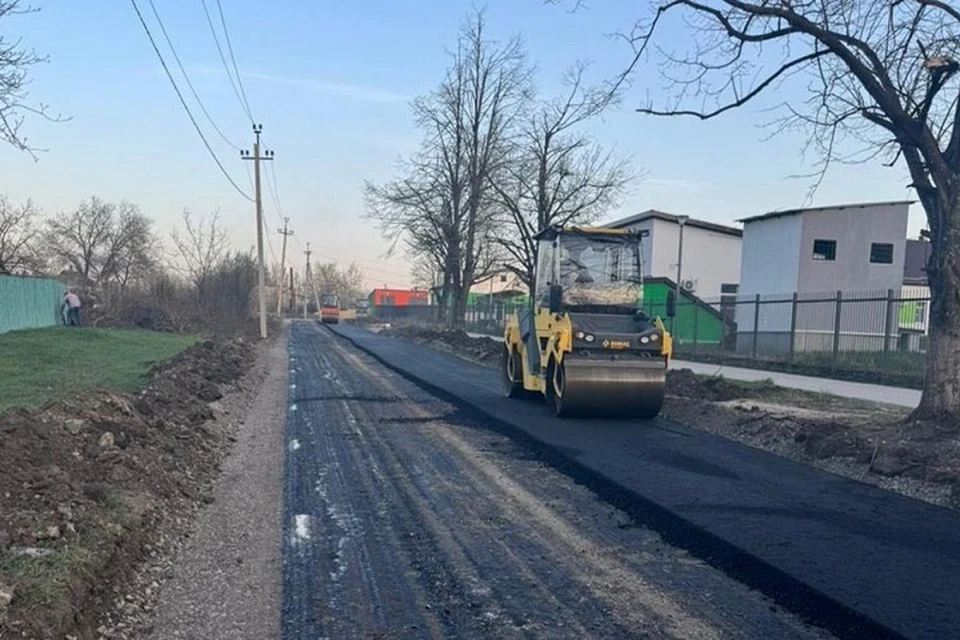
146,331 -> 288,640
280,321 -> 833,639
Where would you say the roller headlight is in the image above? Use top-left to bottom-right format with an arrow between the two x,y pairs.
640,336 -> 650,344
584,334 -> 596,343
650,333 -> 659,341
575,330 -> 585,339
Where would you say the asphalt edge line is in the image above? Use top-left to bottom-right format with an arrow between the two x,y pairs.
327,323 -> 905,640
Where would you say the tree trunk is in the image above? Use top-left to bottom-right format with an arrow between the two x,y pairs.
451,288 -> 468,329
915,321 -> 960,419
913,190 -> 960,420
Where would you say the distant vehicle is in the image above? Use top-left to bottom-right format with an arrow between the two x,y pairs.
354,299 -> 370,317
319,293 -> 340,324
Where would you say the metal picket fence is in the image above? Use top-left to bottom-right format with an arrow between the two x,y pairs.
370,286 -> 932,388
668,287 -> 930,388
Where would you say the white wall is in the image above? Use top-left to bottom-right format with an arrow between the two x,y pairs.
613,216 -> 742,299
737,214 -> 803,332
661,220 -> 741,300
739,214 -> 803,295
797,203 -> 909,295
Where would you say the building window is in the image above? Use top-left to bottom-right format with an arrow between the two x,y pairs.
870,242 -> 894,264
720,283 -> 739,294
812,239 -> 837,261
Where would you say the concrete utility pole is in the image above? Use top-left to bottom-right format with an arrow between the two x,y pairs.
242,124 -> 274,339
276,217 -> 294,316
674,215 -> 689,336
303,242 -> 312,320
289,266 -> 295,311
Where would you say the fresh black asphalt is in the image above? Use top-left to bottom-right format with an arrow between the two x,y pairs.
329,323 -> 960,640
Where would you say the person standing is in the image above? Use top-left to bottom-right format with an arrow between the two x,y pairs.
62,290 -> 82,326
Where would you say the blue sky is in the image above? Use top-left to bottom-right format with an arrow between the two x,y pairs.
0,1 -> 923,287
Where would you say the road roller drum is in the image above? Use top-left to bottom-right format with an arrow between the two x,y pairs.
549,356 -> 666,418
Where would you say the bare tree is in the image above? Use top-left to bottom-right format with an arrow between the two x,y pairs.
104,202 -> 156,294
568,1 -> 960,418
314,261 -> 366,304
0,194 -> 40,273
170,209 -> 230,305
366,10 -> 531,326
45,196 -> 116,283
1,1 -> 64,154
490,63 -> 634,291
44,197 -> 155,291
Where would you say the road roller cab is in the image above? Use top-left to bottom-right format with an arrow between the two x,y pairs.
502,225 -> 672,418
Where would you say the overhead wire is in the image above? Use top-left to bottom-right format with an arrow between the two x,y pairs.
145,0 -> 241,150
128,0 -> 253,201
200,0 -> 253,123
264,161 -> 285,220
262,206 -> 278,264
215,0 -> 255,121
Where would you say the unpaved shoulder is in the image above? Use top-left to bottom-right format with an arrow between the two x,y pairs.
142,330 -> 288,640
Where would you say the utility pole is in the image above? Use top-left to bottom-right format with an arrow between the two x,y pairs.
276,217 -> 293,316
242,124 -> 274,339
303,242 -> 312,319
289,267 -> 295,311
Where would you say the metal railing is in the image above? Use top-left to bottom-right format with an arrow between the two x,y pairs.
370,287 -> 931,388
661,287 -> 929,388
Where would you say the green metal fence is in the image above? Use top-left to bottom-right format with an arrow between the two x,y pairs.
0,275 -> 66,334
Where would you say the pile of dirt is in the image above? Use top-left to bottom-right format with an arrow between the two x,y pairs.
663,397 -> 960,508
666,369 -> 757,402
383,325 -> 503,363
0,339 -> 255,639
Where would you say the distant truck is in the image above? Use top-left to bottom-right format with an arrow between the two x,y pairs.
354,299 -> 370,318
319,293 -> 340,324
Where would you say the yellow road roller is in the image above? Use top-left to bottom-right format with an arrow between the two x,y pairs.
502,225 -> 672,418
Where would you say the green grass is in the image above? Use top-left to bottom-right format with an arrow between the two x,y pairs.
0,327 -> 197,414
674,346 -> 926,389
0,545 -> 95,606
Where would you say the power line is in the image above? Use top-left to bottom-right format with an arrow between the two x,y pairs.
284,225 -> 411,280
129,0 -> 253,201
264,161 -> 285,218
215,0 -> 255,121
145,0 -> 240,150
263,204 -> 278,264
200,0 -> 253,123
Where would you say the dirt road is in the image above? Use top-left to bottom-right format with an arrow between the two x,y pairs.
278,322 -> 831,639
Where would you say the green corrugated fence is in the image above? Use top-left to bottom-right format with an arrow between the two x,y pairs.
0,275 -> 66,334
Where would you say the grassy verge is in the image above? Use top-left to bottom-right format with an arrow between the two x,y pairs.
673,347 -> 924,389
0,327 -> 197,414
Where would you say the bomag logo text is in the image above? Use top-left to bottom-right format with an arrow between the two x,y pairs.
604,340 -> 630,349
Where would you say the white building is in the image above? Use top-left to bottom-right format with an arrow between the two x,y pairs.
470,270 -> 526,298
736,200 -> 913,353
603,209 -> 743,300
